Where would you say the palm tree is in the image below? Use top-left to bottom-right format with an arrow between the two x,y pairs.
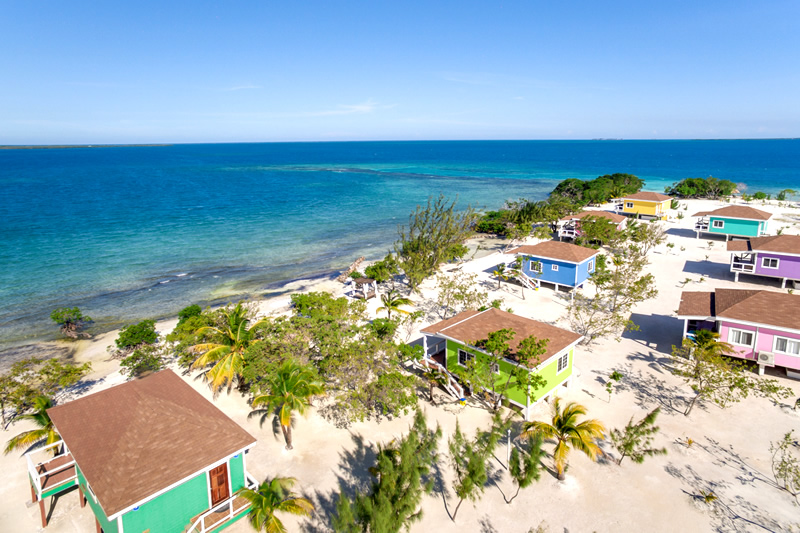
690,329 -> 733,355
250,361 -> 324,450
422,367 -> 449,405
377,289 -> 413,320
491,263 -> 508,289
190,303 -> 267,393
4,396 -> 60,455
240,477 -> 314,533
520,397 -> 605,480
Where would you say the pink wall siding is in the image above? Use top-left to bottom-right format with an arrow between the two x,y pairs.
719,321 -> 800,370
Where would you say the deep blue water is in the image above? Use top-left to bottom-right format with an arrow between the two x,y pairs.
1,139 -> 799,351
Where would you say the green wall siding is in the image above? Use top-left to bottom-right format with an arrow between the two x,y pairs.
229,454 -> 245,492
709,217 -> 760,237
445,340 -> 572,407
76,465 -> 118,533
122,471 -> 209,533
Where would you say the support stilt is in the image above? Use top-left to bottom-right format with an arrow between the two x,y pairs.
30,483 -> 37,504
79,487 -> 86,508
39,498 -> 46,528
96,516 -> 102,533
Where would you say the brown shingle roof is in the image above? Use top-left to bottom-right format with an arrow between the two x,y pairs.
726,235 -> 800,255
622,191 -> 672,202
676,289 -> 800,330
691,205 -> 772,221
421,308 -> 582,364
505,241 -> 599,263
48,370 -> 256,518
559,211 -> 627,224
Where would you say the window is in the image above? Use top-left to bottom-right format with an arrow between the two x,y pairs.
625,202 -> 634,209
762,257 -> 779,269
457,349 -> 474,367
556,353 -> 569,373
587,260 -> 594,272
774,337 -> 800,355
529,261 -> 543,273
490,362 -> 500,374
728,328 -> 754,347
551,264 -> 559,272
712,219 -> 724,229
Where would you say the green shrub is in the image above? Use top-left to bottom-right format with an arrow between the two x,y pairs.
364,254 -> 400,283
753,191 -> 768,200
116,320 -> 158,349
349,271 -> 365,279
177,304 -> 202,325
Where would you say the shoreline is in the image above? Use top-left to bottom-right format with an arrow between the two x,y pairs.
3,196 -> 800,532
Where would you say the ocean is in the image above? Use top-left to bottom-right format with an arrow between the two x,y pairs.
1,139 -> 799,353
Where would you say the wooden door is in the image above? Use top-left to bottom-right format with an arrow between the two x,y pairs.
209,463 -> 229,506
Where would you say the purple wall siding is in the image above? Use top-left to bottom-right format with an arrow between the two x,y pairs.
719,321 -> 800,370
754,252 -> 800,278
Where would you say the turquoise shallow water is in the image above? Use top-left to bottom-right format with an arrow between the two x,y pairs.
1,140 -> 799,352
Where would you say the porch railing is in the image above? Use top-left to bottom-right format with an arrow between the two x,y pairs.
186,472 -> 258,533
731,261 -> 755,273
558,228 -> 579,239
694,221 -> 709,231
414,358 -> 464,399
25,440 -> 77,499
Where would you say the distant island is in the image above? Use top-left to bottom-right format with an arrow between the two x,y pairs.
0,144 -> 172,150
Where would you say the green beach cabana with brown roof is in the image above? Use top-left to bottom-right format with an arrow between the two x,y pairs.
691,205 -> 772,240
421,308 -> 583,419
30,370 -> 257,533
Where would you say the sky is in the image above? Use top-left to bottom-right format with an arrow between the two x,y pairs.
1,0 -> 798,144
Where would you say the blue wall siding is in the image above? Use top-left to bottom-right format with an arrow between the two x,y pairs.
521,255 -> 579,287
575,257 -> 595,287
708,217 -> 761,237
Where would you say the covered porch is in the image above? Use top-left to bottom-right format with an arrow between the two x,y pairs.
186,472 -> 258,533
730,252 -> 756,281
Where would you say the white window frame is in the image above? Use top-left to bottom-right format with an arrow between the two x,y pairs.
490,361 -> 500,374
774,336 -> 800,356
587,260 -> 594,272
551,264 -> 559,272
728,328 -> 754,347
556,353 -> 569,374
761,257 -> 779,269
457,349 -> 474,367
712,219 -> 724,229
625,202 -> 634,209
529,261 -> 543,273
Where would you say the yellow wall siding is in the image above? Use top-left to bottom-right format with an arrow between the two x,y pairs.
622,199 -> 669,218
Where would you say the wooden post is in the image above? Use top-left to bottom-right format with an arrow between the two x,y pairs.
30,483 -> 37,504
95,516 -> 102,533
79,487 -> 86,508
39,498 -> 47,528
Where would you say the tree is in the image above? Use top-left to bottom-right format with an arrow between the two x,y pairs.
475,328 -> 514,410
448,419 -> 489,520
777,189 -> 797,202
0,358 -> 90,426
50,307 -> 92,338
491,263 -> 508,289
120,345 -> 165,378
770,430 -> 800,502
609,408 -> 667,465
333,409 -> 441,532
434,271 -> 488,319
504,435 -> 544,504
671,339 -> 793,416
521,397 -> 605,480
190,303 -> 267,393
364,254 -> 400,283
377,289 -> 413,320
626,221 -> 667,258
568,245 -> 658,343
250,361 -> 324,450
574,215 -> 623,246
240,477 -> 314,533
4,396 -> 59,455
116,319 -> 158,351
421,368 -> 448,405
177,304 -> 202,325
395,194 -> 476,290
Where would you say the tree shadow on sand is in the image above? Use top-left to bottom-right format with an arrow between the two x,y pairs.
623,313 -> 684,355
664,461 -> 793,532
612,363 -> 691,415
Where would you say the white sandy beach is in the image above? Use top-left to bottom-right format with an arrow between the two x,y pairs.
3,197 -> 800,533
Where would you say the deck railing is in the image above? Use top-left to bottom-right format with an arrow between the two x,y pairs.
558,228 -> 579,239
186,473 -> 258,533
731,261 -> 755,273
694,221 -> 709,231
25,440 -> 77,499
